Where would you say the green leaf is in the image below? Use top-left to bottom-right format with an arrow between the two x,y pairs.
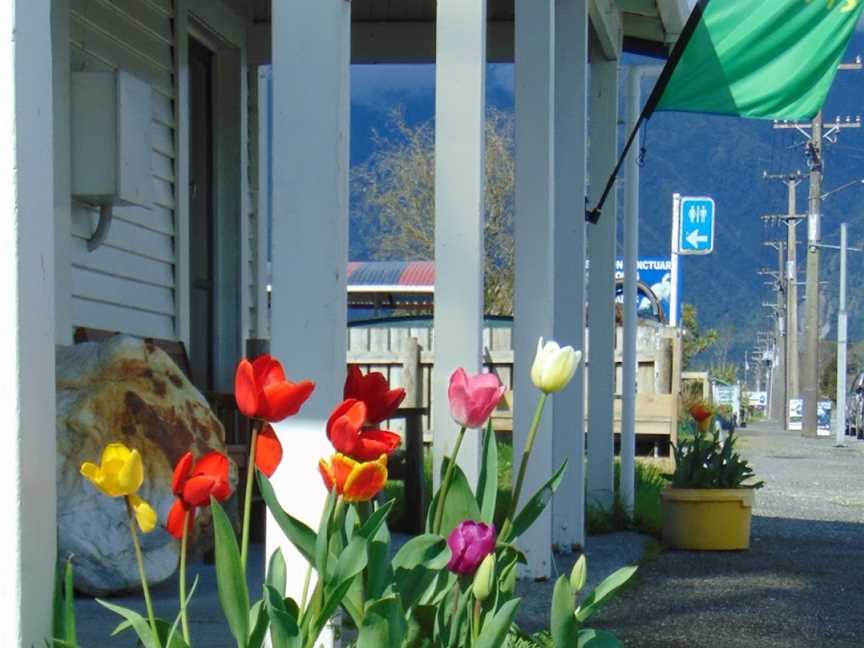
264,585 -> 301,648
96,599 -> 160,648
365,520 -> 392,601
476,421 -> 499,524
357,499 -> 394,540
436,461 -> 482,537
475,597 -> 521,648
576,628 -> 622,647
392,534 -> 453,606
393,534 -> 451,571
247,601 -> 268,648
257,472 -> 317,564
52,557 -> 77,645
333,536 -> 369,586
357,595 -> 406,648
310,576 -> 356,640
575,566 -> 637,623
211,497 -> 250,647
507,460 -> 568,542
266,548 -> 287,597
550,576 -> 579,648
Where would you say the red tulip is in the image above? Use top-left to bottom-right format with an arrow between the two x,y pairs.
326,399 -> 401,461
254,424 -> 283,478
235,355 -> 315,422
447,368 -> 506,429
344,366 -> 405,425
167,451 -> 232,539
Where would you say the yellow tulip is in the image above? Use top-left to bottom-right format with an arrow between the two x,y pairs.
81,443 -> 156,533
530,338 -> 581,394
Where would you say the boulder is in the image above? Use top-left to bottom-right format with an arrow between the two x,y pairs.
56,336 -> 237,595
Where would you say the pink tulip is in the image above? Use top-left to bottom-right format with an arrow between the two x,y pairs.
448,368 -> 506,429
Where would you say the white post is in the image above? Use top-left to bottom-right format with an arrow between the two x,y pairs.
835,222 -> 848,446
514,0 -> 589,576
52,0 -> 73,345
0,1 -> 57,644
551,0 -> 589,553
268,6 -> 349,644
670,193 -> 682,327
432,0 -> 487,487
586,51 -> 619,510
620,67 -> 640,514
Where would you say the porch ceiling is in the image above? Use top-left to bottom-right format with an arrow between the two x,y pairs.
247,0 -> 692,64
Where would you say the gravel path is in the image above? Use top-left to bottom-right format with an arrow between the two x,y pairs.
593,420 -> 864,648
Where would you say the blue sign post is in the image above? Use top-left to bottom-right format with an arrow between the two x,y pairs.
678,196 -> 716,255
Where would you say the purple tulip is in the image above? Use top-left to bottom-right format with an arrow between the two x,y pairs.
447,520 -> 497,575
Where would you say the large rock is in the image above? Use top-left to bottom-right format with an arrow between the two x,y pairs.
56,336 -> 237,595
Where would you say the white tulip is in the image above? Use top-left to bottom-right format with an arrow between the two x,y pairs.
530,337 -> 581,394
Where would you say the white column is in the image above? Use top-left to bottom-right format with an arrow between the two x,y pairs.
514,0 -> 588,577
432,0 -> 486,487
835,223 -> 848,447
551,0 -> 589,553
52,0 -> 73,345
0,1 -> 57,644
586,50 -> 619,509
620,67 -> 640,513
268,5 -> 349,640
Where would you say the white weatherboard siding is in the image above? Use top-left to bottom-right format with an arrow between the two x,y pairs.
67,0 -> 177,339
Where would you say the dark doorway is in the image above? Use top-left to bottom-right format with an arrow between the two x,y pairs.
188,38 -> 215,391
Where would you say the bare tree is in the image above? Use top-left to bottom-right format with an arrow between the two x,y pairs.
352,107 -> 515,315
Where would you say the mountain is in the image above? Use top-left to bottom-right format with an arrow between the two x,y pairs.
348,32 -> 864,373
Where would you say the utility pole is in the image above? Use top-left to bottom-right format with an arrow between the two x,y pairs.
763,171 -> 804,428
761,241 -> 786,423
802,112 -> 823,438
772,57 -> 863,436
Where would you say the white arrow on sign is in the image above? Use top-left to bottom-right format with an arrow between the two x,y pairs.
685,230 -> 708,247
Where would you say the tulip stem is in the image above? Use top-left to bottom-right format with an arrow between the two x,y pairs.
127,501 -> 161,648
432,426 -> 467,536
240,422 -> 260,573
179,509 -> 191,645
502,393 -> 548,541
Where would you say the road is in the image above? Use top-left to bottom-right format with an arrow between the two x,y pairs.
595,419 -> 864,647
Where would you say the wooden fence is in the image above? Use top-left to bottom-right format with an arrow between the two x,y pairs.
347,325 -> 515,439
347,321 -> 681,451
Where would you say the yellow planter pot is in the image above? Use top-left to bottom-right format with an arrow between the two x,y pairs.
661,488 -> 755,550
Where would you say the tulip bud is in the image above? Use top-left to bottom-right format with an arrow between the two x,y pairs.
569,554 -> 587,593
472,554 -> 496,602
531,338 -> 581,394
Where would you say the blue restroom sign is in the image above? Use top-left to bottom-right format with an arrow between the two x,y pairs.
678,196 -> 715,255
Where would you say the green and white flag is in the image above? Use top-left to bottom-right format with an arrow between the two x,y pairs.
648,0 -> 864,120
588,0 -> 863,222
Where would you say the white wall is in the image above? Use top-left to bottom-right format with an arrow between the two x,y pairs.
65,0 -> 179,340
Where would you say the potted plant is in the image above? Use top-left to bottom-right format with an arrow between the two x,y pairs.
661,403 -> 764,551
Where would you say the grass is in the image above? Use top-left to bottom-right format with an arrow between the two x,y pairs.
585,460 -> 668,538
384,432 -> 668,538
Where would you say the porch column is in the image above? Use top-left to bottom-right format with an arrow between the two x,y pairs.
620,66 -> 640,513
268,1 -> 350,633
514,0 -> 588,578
432,0 -> 486,487
0,1 -> 57,644
586,48 -> 619,509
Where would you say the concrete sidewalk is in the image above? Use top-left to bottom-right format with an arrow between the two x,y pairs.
75,530 -> 648,646
593,420 -> 864,647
